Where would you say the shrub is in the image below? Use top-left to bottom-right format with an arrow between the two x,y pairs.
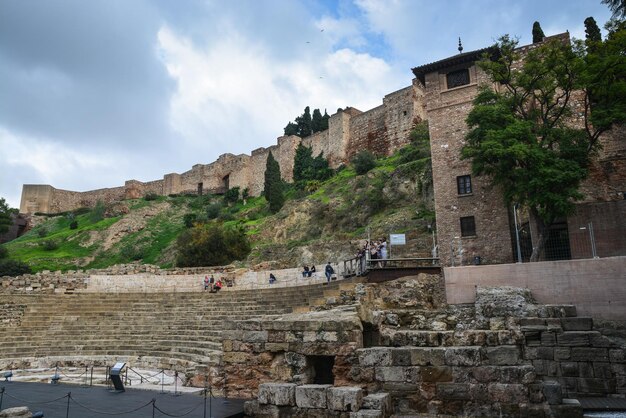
0,259 -> 31,277
0,246 -> 7,259
144,193 -> 159,201
183,213 -> 197,228
351,150 -> 377,175
206,203 -> 222,219
176,223 -> 251,267
90,201 -> 106,222
37,227 -> 48,238
41,240 -> 59,251
69,220 -> 78,230
223,187 -> 240,204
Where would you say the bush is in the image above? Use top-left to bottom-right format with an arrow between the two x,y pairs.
206,203 -> 222,219
351,150 -> 377,175
90,201 -> 106,222
41,240 -> 59,251
144,193 -> 159,201
0,259 -> 31,277
183,213 -> 197,228
176,223 -> 251,267
223,187 -> 240,204
69,220 -> 78,230
37,227 -> 48,238
0,246 -> 7,259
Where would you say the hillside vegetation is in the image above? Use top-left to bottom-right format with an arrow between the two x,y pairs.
1,131 -> 435,273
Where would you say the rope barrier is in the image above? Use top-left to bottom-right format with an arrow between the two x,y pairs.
69,393 -> 154,415
152,399 -> 204,417
3,390 -> 69,405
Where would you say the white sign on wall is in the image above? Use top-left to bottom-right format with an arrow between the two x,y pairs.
389,234 -> 406,245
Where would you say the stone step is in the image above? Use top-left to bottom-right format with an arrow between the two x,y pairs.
380,328 -> 525,348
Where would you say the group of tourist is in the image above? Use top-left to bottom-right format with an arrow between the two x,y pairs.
301,265 -> 316,277
355,238 -> 388,271
203,275 -> 224,292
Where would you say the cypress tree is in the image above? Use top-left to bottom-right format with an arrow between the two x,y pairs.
284,122 -> 299,136
584,17 -> 602,44
264,151 -> 284,213
532,21 -> 545,43
321,110 -> 330,131
297,106 -> 312,138
293,143 -> 314,183
311,108 -> 323,133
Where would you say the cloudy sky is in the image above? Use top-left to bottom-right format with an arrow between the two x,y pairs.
0,0 -> 613,209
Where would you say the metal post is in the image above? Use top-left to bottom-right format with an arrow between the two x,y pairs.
66,392 -> 71,418
152,398 -> 156,418
513,204 -> 523,263
203,388 -> 207,418
1,386 -> 5,410
589,222 -> 598,258
450,241 -> 455,267
209,385 -> 213,418
160,370 -> 165,394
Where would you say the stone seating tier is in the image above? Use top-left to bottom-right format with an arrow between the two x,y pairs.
0,278 -> 362,378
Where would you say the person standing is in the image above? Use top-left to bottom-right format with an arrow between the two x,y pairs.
325,262 -> 334,283
203,276 -> 210,291
379,237 -> 388,267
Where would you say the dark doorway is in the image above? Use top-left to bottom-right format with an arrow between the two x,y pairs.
545,220 -> 571,261
223,175 -> 230,191
362,322 -> 380,348
197,182 -> 203,196
309,356 -> 334,384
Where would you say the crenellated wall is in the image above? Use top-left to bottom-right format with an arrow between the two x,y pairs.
20,84 -> 420,214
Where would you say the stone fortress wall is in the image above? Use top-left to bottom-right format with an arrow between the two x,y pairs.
19,84 -> 422,215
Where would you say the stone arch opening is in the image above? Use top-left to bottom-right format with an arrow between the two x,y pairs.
307,355 -> 335,385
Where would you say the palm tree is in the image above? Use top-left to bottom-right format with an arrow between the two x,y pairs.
602,0 -> 626,19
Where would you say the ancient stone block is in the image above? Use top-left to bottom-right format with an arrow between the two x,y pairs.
265,343 -> 289,352
357,348 -> 391,367
410,347 -> 445,366
242,330 -> 268,343
560,362 -> 579,377
374,367 -> 405,382
520,318 -> 547,327
436,383 -> 470,400
570,347 -> 608,362
258,383 -> 296,406
295,384 -> 332,409
610,349 -> 626,363
554,347 -> 571,361
421,366 -> 453,383
488,383 -> 528,403
589,333 -> 613,348
391,348 -> 411,366
361,392 -> 391,415
541,332 -> 557,346
557,332 -> 590,346
486,346 -> 520,365
549,398 -> 583,418
528,383 -> 545,404
532,359 -> 558,376
444,347 -> 481,366
561,317 -> 593,331
327,386 -> 363,412
578,362 -> 594,378
542,381 -> 562,405
350,410 -> 383,418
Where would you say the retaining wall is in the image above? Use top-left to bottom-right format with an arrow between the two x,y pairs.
444,257 -> 626,320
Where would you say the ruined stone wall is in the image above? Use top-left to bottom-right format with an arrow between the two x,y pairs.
425,63 -> 514,267
20,184 -> 127,214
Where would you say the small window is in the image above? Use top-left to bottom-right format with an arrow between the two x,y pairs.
403,110 -> 407,116
447,68 -> 470,89
457,175 -> 472,195
460,216 -> 476,237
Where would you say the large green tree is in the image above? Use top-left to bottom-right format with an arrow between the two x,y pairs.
176,223 -> 250,267
462,30 -> 625,261
0,198 -> 17,234
603,0 -> 626,19
293,143 -> 332,185
532,21 -> 545,43
264,151 -> 285,213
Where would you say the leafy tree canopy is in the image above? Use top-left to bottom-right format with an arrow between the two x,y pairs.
602,0 -> 626,19
284,107 -> 330,137
176,223 -> 251,267
462,29 -> 625,261
293,143 -> 333,186
0,198 -> 17,235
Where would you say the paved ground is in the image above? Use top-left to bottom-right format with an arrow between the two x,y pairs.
0,381 -> 245,418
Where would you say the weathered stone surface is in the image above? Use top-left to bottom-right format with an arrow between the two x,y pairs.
374,367 -> 405,382
561,317 -> 593,331
327,387 -> 363,412
0,407 -> 32,418
486,346 -> 520,365
421,366 -> 453,383
296,385 -> 332,409
488,383 -> 528,403
436,383 -> 470,400
570,347 -> 608,362
550,398 -> 583,418
557,332 -> 590,346
357,348 -> 392,367
349,410 -> 382,418
361,393 -> 391,415
410,347 -> 445,366
258,382 -> 296,406
542,381 -> 562,405
444,347 -> 481,366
